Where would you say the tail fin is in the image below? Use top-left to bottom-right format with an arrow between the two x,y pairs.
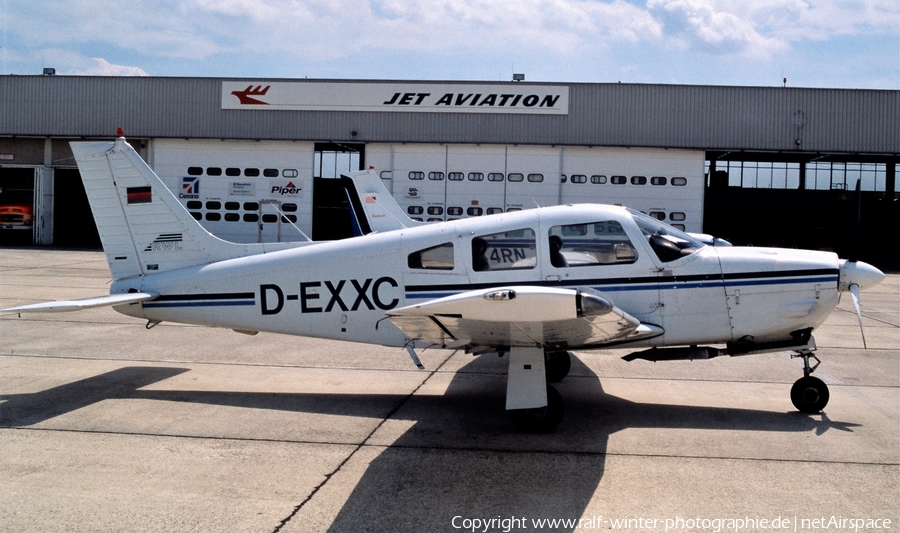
72,136 -> 303,280
340,170 -> 421,235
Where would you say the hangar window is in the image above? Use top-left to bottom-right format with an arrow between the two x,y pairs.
508,173 -> 524,182
190,212 -> 202,221
670,212 -> 686,222
611,176 -> 626,185
560,175 -> 567,183
282,215 -> 297,223
409,172 -> 425,180
649,212 -> 665,220
805,162 -> 886,191
187,167 -> 203,176
427,218 -> 443,222
262,214 -> 278,223
571,175 -> 587,184
282,203 -> 298,212
548,221 -> 637,266
243,213 -> 259,223
672,177 -> 687,186
187,201 -> 202,210
206,201 -> 221,210
206,167 -> 222,176
468,173 -> 484,181
448,172 -> 464,181
487,207 -> 503,215
224,202 -> 240,210
467,207 -> 483,216
243,202 -> 260,211
631,176 -> 647,185
428,172 -> 444,181
408,206 -> 424,215
651,176 -> 667,186
472,228 -> 536,271
226,168 -> 241,177
527,173 -> 544,182
205,212 -> 221,222
380,171 -> 393,179
244,168 -> 260,177
224,213 -> 240,222
488,173 -> 504,182
263,169 -> 279,177
427,206 -> 444,216
283,169 -> 298,178
591,175 -> 607,184
447,207 -> 463,216
408,242 -> 454,270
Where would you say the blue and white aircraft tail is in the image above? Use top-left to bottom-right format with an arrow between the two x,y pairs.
4,133 -> 886,432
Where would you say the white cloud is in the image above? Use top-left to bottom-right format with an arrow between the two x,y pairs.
68,58 -> 149,76
647,0 -> 899,58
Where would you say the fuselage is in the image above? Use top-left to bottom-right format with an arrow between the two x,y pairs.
111,204 -> 847,350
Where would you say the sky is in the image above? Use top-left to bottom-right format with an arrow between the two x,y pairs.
1,0 -> 898,89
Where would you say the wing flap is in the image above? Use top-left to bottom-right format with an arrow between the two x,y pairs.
3,292 -> 157,313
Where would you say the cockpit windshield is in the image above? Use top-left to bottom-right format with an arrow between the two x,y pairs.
627,208 -> 704,262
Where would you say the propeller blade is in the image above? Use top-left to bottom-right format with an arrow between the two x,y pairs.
849,283 -> 867,349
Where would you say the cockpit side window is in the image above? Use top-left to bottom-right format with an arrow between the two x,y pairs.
408,242 -> 454,270
548,221 -> 638,267
628,208 -> 703,263
472,228 -> 536,271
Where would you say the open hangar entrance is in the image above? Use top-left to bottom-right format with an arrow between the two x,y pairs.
704,152 -> 899,269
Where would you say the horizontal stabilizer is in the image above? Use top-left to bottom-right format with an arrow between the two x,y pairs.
3,292 -> 156,313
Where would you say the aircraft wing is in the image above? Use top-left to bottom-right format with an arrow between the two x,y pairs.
386,286 -> 662,350
3,292 -> 157,313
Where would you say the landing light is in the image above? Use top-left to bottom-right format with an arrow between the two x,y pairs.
484,290 -> 516,301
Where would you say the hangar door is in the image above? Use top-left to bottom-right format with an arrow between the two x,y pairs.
312,143 -> 365,240
0,167 -> 35,245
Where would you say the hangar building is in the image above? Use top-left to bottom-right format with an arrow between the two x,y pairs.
1,76 -> 897,266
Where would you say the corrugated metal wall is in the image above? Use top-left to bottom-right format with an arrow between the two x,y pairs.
2,76 -> 897,154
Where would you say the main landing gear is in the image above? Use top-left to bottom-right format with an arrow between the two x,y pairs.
790,349 -> 830,413
506,349 -> 573,433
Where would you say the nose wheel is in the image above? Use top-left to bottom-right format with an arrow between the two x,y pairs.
790,350 -> 829,413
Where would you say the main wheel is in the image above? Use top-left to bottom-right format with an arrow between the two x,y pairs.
509,385 -> 564,433
545,350 -> 572,382
790,376 -> 830,413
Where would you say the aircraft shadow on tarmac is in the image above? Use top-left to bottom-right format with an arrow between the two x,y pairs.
0,356 -> 861,532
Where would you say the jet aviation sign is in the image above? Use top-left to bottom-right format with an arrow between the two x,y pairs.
222,82 -> 568,115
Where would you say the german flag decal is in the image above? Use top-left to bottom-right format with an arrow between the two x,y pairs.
126,186 -> 152,204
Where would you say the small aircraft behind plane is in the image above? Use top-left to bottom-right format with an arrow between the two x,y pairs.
4,134 -> 885,432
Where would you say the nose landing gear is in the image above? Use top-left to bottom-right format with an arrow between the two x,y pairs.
790,349 -> 829,413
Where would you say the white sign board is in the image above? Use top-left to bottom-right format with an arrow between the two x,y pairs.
222,82 -> 568,115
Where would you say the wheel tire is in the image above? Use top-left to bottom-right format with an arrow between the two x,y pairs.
790,376 -> 830,413
509,385 -> 564,433
545,351 -> 572,383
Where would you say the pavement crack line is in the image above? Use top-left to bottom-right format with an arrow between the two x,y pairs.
270,350 -> 455,533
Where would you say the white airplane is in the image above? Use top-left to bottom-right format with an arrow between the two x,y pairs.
4,134 -> 885,432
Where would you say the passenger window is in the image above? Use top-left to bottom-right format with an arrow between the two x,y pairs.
548,221 -> 638,267
472,228 -> 536,271
408,243 -> 454,270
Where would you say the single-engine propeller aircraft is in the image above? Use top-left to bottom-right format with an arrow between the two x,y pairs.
4,134 -> 885,432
